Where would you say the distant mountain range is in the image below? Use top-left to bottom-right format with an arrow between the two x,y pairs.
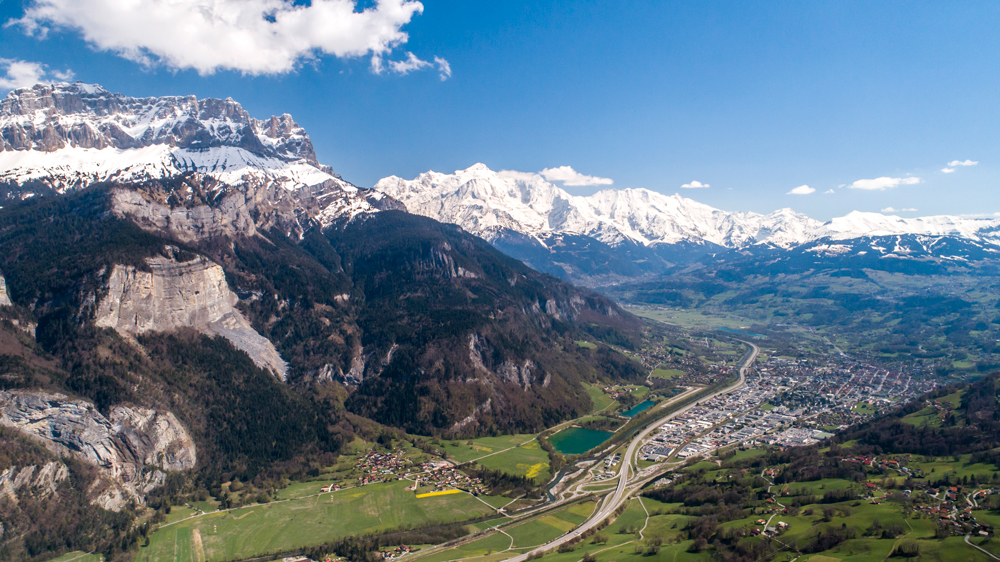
377,164 -> 1000,284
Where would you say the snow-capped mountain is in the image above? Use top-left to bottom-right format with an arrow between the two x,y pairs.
376,163 -> 823,250
820,211 -> 1000,243
0,82 -> 397,234
377,164 -> 1000,284
377,164 -> 1000,249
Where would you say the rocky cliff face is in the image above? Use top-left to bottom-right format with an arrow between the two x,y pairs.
0,390 -> 196,510
110,175 -> 403,243
0,461 -> 68,501
0,274 -> 11,306
96,251 -> 288,379
0,82 -> 316,162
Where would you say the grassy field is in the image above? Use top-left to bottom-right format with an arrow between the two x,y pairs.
650,368 -> 685,380
414,500 -> 599,562
729,448 -> 766,461
416,532 -> 513,562
44,552 -> 103,562
443,435 -> 551,482
505,501 -> 597,549
575,340 -> 598,349
443,435 -> 537,463
851,402 -> 878,415
628,306 -> 757,330
585,383 -> 616,413
141,481 -> 500,562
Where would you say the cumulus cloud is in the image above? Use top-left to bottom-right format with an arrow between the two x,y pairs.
0,58 -> 73,91
498,170 -> 540,182
787,185 -> 815,195
539,166 -> 613,186
680,180 -> 709,189
941,168 -> 956,173
9,0 -> 447,77
881,207 -> 917,213
824,189 -> 835,194
947,159 -> 978,167
848,176 -> 921,190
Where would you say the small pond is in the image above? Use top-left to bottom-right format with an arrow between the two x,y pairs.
548,428 -> 614,455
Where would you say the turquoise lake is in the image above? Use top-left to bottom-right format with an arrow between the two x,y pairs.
548,427 -> 614,455
621,400 -> 655,417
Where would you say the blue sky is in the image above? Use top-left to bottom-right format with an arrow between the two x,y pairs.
0,0 -> 997,220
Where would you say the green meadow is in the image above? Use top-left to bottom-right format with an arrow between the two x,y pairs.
443,435 -> 551,482
140,481 -> 500,562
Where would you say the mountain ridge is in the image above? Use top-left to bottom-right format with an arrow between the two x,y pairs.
377,163 -> 1000,250
376,163 -> 1000,284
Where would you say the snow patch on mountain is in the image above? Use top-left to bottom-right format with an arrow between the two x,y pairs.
0,144 -> 334,193
820,211 -> 1000,243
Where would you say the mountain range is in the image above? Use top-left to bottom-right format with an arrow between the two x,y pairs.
376,164 -> 1000,285
0,82 -> 647,559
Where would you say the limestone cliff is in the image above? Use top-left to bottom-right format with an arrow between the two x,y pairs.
0,461 -> 69,501
0,274 -> 11,306
0,390 -> 196,510
95,252 -> 288,379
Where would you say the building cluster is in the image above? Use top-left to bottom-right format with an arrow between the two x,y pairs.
602,386 -> 638,400
765,427 -> 835,447
409,460 -> 488,496
380,545 -> 413,559
354,450 -> 414,486
638,355 -> 936,464
604,452 -> 622,468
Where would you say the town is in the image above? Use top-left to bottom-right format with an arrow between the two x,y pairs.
639,354 -> 936,463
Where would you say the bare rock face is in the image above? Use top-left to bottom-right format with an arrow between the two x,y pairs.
110,188 -> 259,242
0,462 -> 69,501
95,252 -> 288,379
0,83 -> 318,162
0,390 -> 196,510
0,274 -> 11,306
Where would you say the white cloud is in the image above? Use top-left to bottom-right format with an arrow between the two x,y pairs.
434,56 -> 451,81
9,0 -> 445,77
0,57 -> 73,91
376,52 -> 451,80
539,166 -> 613,186
947,159 -> 978,167
941,168 -> 955,173
824,189 -> 835,194
387,52 -> 430,75
848,176 -> 921,190
787,185 -> 815,195
881,207 -> 917,213
680,180 -> 709,189
498,170 -> 540,182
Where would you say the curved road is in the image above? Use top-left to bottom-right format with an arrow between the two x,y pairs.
506,341 -> 759,562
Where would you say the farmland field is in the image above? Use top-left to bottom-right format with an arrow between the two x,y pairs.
443,435 -> 551,482
140,481 -> 500,562
443,435 -> 538,464
650,368 -> 685,380
584,382 -> 616,413
44,553 -> 103,562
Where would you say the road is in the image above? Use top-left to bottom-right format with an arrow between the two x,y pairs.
505,340 -> 759,562
965,534 -> 1000,560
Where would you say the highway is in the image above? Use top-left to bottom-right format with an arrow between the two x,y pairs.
505,340 -> 759,562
